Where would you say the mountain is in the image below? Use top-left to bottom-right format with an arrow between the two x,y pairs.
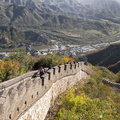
41,0 -> 120,21
108,61 -> 120,73
92,0 -> 120,23
1,0 -> 120,22
0,26 -> 49,48
86,43 -> 120,73
0,0 -> 120,50
1,0 -> 120,21
0,2 -> 45,26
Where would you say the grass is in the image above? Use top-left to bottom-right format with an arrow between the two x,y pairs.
0,47 -> 26,52
32,45 -> 53,50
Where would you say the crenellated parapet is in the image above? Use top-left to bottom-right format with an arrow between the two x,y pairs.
0,62 -> 92,120
102,79 -> 120,89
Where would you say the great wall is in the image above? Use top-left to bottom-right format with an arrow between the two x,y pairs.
0,62 -> 93,120
0,61 -> 120,120
102,79 -> 120,89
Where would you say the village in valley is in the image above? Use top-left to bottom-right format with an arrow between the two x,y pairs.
0,40 -> 120,59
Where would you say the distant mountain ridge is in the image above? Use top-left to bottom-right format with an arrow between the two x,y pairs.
0,2 -> 45,26
0,1 -> 118,30
1,0 -> 120,21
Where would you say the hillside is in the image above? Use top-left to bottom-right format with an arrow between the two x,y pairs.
108,61 -> 120,73
0,2 -> 44,26
86,43 -> 120,73
0,26 -> 50,48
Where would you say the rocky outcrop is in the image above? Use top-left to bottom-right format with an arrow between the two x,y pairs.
0,37 -> 9,44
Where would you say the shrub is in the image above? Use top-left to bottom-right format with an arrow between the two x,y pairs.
33,54 -> 62,69
5,52 -> 36,72
0,60 -> 20,81
57,89 -> 118,120
0,52 -> 37,82
61,56 -> 75,64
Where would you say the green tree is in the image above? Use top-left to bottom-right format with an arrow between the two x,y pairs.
5,52 -> 36,72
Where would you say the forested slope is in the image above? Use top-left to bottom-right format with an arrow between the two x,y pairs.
86,43 -> 120,73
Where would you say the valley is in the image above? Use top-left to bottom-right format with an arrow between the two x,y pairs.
0,1 -> 120,119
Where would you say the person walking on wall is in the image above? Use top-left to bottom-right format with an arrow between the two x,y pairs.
48,64 -> 53,69
37,66 -> 45,77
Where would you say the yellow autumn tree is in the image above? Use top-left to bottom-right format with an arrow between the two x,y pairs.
61,56 -> 75,64
0,60 -> 20,82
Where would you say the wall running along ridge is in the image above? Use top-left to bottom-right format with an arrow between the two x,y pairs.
102,79 -> 120,89
0,62 -> 92,120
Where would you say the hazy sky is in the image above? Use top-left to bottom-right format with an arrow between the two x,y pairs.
80,0 -> 120,2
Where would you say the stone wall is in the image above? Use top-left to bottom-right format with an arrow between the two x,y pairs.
0,62 -> 92,120
102,79 -> 120,89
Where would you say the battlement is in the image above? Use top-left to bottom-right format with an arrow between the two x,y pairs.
0,62 -> 91,120
102,79 -> 120,89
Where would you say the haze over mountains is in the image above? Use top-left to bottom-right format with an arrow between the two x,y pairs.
0,0 -> 120,49
1,0 -> 120,20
